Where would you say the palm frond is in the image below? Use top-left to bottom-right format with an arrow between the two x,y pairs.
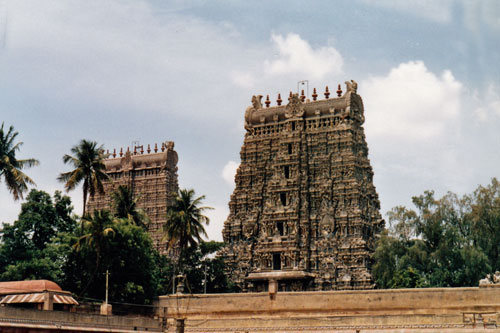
59,139 -> 108,215
0,124 -> 39,200
163,188 -> 212,254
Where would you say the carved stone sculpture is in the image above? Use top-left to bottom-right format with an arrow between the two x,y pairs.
479,271 -> 500,287
221,81 -> 384,291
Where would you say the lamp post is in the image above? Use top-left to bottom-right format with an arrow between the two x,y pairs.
201,252 -> 215,294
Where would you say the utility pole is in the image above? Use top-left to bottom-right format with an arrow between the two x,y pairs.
172,271 -> 176,294
100,270 -> 112,315
204,261 -> 207,294
105,270 -> 109,304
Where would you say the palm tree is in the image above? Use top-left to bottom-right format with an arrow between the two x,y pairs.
74,209 -> 116,294
58,139 -> 109,217
0,122 -> 39,200
112,185 -> 150,229
163,189 -> 213,270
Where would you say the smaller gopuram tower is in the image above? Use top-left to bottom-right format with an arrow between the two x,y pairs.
221,81 -> 384,292
86,142 -> 178,253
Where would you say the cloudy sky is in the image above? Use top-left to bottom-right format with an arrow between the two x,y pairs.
1,0 -> 499,241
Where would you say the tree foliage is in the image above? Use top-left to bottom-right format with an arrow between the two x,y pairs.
373,179 -> 500,289
58,139 -> 109,216
0,122 -> 39,200
163,188 -> 212,273
0,186 -> 232,305
112,185 -> 150,229
163,189 -> 212,250
0,189 -> 76,281
179,241 -> 235,294
65,217 -> 159,304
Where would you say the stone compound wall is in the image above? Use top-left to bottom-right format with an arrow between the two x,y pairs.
0,306 -> 163,333
221,82 -> 384,291
86,141 -> 178,253
158,286 -> 500,332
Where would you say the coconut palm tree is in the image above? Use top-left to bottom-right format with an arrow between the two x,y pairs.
74,209 -> 116,295
75,210 -> 116,267
163,189 -> 212,270
112,185 -> 150,229
0,122 -> 39,200
58,139 -> 109,217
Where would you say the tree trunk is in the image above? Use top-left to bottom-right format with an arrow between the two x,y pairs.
83,188 -> 88,217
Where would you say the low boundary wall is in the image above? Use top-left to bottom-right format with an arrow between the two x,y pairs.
158,286 -> 500,332
0,306 -> 163,332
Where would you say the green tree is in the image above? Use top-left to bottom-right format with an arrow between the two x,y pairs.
372,230 -> 402,288
374,185 -> 494,289
0,123 -> 39,200
112,185 -> 150,229
65,214 -> 160,304
75,210 -> 116,284
0,189 -> 76,282
152,241 -> 235,295
467,178 -> 500,270
58,139 -> 109,217
102,222 -> 158,304
180,241 -> 234,294
389,266 -> 427,289
163,189 -> 212,272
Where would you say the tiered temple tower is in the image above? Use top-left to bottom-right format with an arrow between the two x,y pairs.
221,81 -> 384,292
86,141 -> 178,253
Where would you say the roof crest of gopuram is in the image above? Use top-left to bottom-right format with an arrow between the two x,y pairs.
244,80 -> 363,128
102,141 -> 178,171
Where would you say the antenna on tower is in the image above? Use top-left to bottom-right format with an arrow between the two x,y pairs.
297,80 -> 309,99
131,139 -> 141,154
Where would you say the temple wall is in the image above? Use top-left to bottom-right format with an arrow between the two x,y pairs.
0,306 -> 162,332
158,286 -> 500,332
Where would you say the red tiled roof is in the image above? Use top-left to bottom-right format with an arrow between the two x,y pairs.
0,280 -> 62,295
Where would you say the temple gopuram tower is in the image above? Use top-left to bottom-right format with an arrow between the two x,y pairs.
86,141 -> 178,253
221,81 -> 384,292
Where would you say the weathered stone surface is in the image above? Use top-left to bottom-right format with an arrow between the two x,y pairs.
158,287 -> 500,332
221,82 -> 384,291
86,142 -> 178,253
0,306 -> 163,332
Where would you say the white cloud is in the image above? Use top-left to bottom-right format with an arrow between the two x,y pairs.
228,33 -> 342,98
264,33 -> 343,80
360,61 -> 485,216
222,161 -> 239,185
1,0 -> 253,120
472,84 -> 500,122
362,61 -> 462,142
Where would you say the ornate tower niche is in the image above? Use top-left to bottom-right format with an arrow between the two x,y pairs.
221,82 -> 384,292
